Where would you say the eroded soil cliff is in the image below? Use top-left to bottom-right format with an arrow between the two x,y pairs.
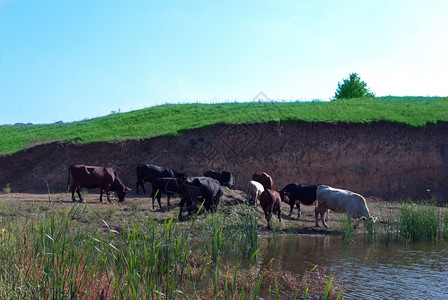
1,122 -> 447,201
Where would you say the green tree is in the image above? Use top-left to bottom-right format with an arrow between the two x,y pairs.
333,72 -> 375,100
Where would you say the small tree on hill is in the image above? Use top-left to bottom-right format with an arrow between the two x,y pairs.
333,72 -> 375,100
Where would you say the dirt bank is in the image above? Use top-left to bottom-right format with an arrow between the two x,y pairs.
1,121 -> 447,201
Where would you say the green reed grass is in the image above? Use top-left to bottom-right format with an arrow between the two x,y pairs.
1,96 -> 447,155
340,216 -> 354,241
363,216 -> 378,241
398,203 -> 443,242
0,199 -> 343,299
1,183 -> 11,194
443,210 -> 448,239
361,202 -> 447,244
197,203 -> 259,260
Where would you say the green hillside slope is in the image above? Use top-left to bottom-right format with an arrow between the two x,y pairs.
1,96 -> 447,155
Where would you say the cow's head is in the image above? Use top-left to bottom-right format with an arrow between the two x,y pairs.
114,177 -> 130,202
116,186 -> 131,202
278,190 -> 290,204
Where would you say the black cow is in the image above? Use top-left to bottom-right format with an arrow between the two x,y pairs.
177,177 -> 222,220
135,164 -> 186,195
150,177 -> 182,209
203,170 -> 235,188
281,183 -> 319,218
68,164 -> 130,203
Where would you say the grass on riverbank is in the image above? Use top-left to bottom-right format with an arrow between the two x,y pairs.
358,201 -> 448,243
0,198 -> 343,299
1,96 -> 447,155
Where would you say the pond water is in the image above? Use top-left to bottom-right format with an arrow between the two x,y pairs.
258,235 -> 448,299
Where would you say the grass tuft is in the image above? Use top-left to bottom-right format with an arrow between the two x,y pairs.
340,216 -> 354,241
1,183 -> 10,194
398,203 -> 442,242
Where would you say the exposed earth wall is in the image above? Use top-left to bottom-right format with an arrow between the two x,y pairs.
1,122 -> 447,201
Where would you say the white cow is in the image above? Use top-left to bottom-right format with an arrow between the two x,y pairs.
247,180 -> 264,206
315,185 -> 376,228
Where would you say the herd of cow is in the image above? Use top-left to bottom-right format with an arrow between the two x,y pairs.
67,163 -> 376,229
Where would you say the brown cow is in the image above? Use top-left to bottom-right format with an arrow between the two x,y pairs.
252,171 -> 275,190
259,189 -> 289,230
68,164 -> 130,203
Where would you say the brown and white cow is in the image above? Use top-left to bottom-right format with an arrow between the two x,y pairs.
252,171 -> 275,190
68,164 -> 130,203
259,189 -> 290,230
315,185 -> 376,228
247,180 -> 264,206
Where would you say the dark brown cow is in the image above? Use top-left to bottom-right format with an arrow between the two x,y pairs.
252,171 -> 275,190
259,189 -> 289,230
68,164 -> 130,203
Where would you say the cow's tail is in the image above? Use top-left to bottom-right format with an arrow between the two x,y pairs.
67,165 -> 72,193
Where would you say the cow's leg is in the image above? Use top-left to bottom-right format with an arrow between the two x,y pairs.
178,196 -> 188,220
320,210 -> 329,228
71,185 -> 76,201
267,213 -> 271,230
76,187 -> 83,203
157,192 -> 162,209
296,202 -> 301,218
315,207 -> 320,227
265,209 -> 272,230
141,181 -> 147,194
106,190 -> 112,203
288,202 -> 294,216
99,189 -> 103,203
166,193 -> 172,207
178,206 -> 183,220
150,189 -> 158,209
277,207 -> 282,223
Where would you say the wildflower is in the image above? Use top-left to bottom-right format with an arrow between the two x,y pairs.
1,228 -> 5,234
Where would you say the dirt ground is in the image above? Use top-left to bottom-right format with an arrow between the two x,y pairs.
0,187 -> 404,236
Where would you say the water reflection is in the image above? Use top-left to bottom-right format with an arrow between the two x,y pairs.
258,235 -> 448,299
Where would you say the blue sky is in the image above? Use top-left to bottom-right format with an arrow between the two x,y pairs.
1,0 -> 447,125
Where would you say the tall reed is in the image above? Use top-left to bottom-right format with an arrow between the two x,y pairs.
398,203 -> 442,242
340,216 -> 354,241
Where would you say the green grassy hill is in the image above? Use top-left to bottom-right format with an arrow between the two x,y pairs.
1,96 -> 447,155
